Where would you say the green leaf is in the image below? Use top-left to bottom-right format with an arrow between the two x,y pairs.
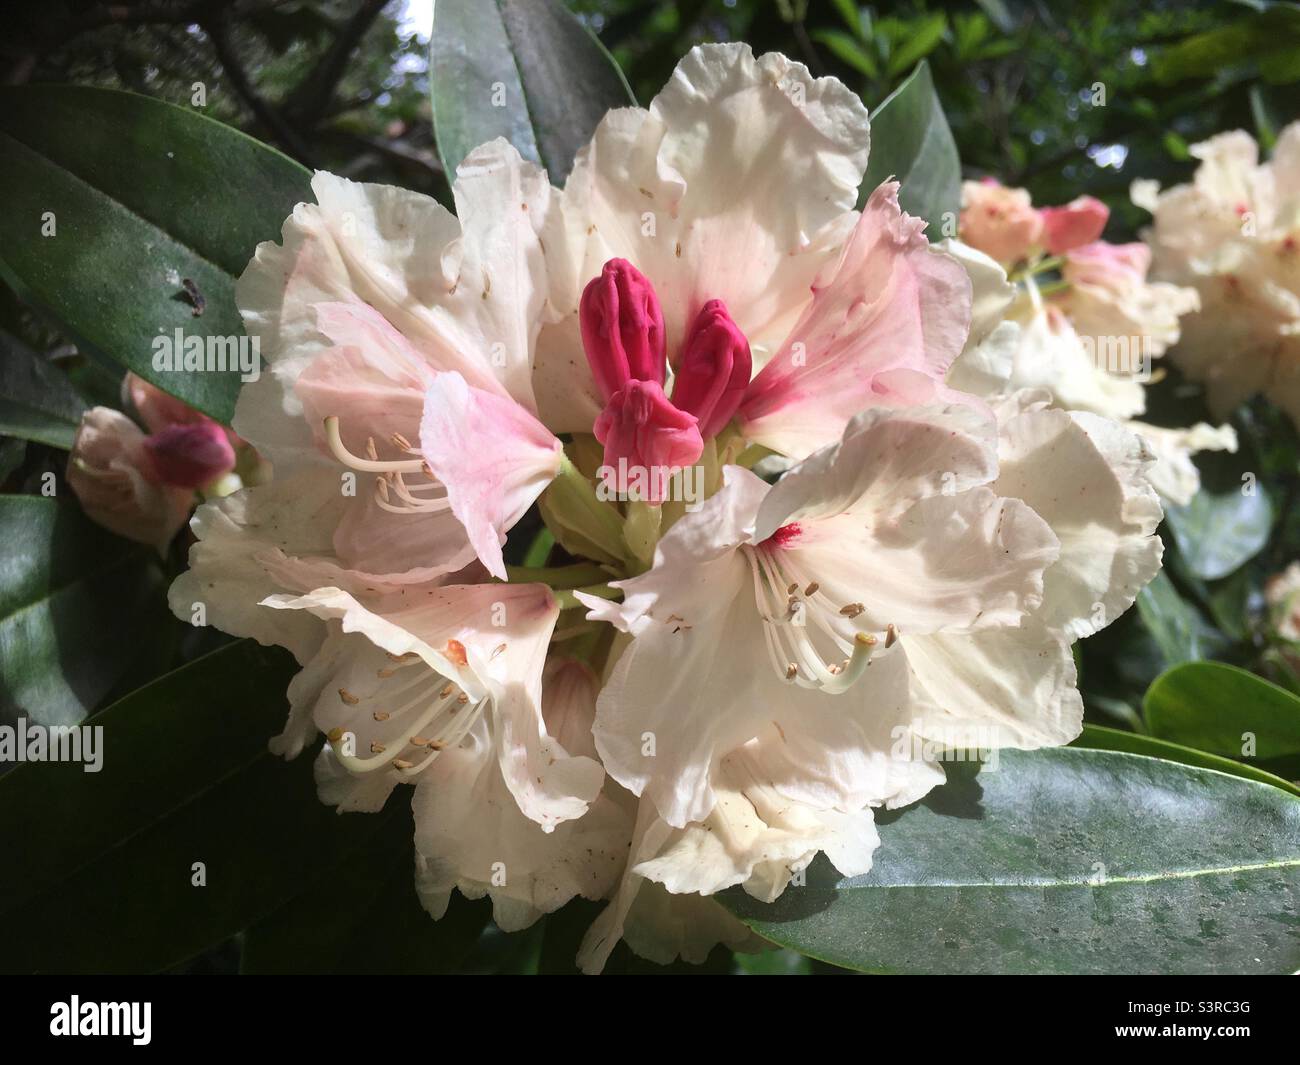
1135,569 -> 1227,666
1145,661 -> 1300,778
0,86 -> 312,424
886,13 -> 947,78
1154,7 -> 1300,86
1073,723 -> 1300,797
719,748 -> 1300,974
859,60 -> 960,234
1164,485 -> 1273,581
0,438 -> 25,482
812,29 -> 879,78
0,329 -> 86,448
0,640 -> 392,973
431,0 -> 634,184
241,806 -> 492,974
0,496 -> 165,728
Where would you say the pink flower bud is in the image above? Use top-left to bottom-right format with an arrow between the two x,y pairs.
671,299 -> 752,441
67,408 -> 193,550
593,380 -> 702,504
1040,196 -> 1110,255
579,259 -> 666,401
142,421 -> 237,489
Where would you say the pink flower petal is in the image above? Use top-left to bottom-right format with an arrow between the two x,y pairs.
419,372 -> 562,579
739,181 -> 973,458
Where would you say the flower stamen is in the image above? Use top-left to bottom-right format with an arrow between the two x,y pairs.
746,543 -> 882,693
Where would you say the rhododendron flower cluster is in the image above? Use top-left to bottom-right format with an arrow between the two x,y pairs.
1134,123 -> 1300,428
954,178 -> 1235,505
169,45 -> 1162,971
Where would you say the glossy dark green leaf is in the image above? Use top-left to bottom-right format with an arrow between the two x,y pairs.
431,0 -> 634,184
0,329 -> 86,449
1073,722 -> 1300,797
1145,661 -> 1300,779
0,496 -> 165,728
0,640 -> 393,973
241,806 -> 492,974
0,86 -> 312,424
860,60 -> 960,234
1165,485 -> 1273,581
720,748 -> 1300,974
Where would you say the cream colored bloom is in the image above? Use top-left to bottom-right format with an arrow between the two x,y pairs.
1137,124 -> 1300,422
171,42 -> 1168,973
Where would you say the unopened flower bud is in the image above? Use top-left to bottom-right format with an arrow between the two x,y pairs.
671,299 -> 751,440
66,408 -> 193,550
593,380 -> 702,504
579,259 -> 666,401
142,421 -> 237,489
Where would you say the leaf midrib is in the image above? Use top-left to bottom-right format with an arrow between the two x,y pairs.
834,856 -> 1300,892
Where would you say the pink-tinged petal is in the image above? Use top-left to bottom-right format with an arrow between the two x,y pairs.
579,258 -> 666,399
419,372 -> 562,580
331,484 -> 480,582
294,300 -> 433,456
593,379 -> 703,504
233,144 -> 552,471
142,421 -> 236,489
958,179 -> 1044,263
739,182 -> 974,458
1039,195 -> 1110,255
670,299 -> 752,440
1063,241 -> 1151,289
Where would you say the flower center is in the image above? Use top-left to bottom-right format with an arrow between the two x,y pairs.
744,539 -> 883,693
323,415 -> 453,516
329,649 -> 488,777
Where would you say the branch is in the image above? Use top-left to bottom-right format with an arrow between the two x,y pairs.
285,0 -> 388,129
204,6 -> 315,164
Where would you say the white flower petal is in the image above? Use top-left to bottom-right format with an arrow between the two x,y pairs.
994,406 -> 1164,639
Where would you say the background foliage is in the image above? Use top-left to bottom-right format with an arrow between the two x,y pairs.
1,0 -> 1299,975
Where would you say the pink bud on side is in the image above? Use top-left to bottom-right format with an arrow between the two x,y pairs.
66,408 -> 193,550
670,299 -> 752,441
142,421 -> 237,489
579,258 -> 666,401
593,380 -> 702,504
1040,196 -> 1110,255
